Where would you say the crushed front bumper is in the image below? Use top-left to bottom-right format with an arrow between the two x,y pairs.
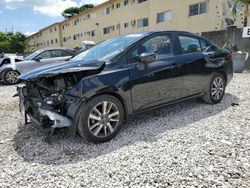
17,87 -> 73,128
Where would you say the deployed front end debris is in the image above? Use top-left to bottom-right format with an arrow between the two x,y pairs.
17,60 -> 105,140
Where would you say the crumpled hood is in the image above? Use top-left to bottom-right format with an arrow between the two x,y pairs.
19,60 -> 105,81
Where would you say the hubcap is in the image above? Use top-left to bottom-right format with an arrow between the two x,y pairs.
6,70 -> 19,84
211,77 -> 224,101
88,101 -> 120,138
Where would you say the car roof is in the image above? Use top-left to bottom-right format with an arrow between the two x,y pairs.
131,30 -> 214,44
40,47 -> 74,51
138,30 -> 200,36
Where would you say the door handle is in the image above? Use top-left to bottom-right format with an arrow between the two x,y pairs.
172,63 -> 182,69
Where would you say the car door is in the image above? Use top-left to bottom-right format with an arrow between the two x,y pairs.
23,50 -> 54,72
127,33 -> 185,112
176,34 -> 212,97
28,50 -> 71,72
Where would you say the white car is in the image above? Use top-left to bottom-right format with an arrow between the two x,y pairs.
0,48 -> 74,85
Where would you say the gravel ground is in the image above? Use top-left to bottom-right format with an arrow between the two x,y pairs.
0,73 -> 249,188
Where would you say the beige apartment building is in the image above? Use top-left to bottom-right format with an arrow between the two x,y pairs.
27,0 -> 249,51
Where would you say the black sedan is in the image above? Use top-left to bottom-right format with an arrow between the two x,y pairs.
18,31 -> 233,143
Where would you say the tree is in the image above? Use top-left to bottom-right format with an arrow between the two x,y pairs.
0,32 -> 27,54
79,4 -> 94,12
9,32 -> 27,54
232,0 -> 250,27
62,4 -> 94,18
62,7 -> 81,18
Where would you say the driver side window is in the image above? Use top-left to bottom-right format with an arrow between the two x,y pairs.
37,51 -> 53,59
130,34 -> 173,63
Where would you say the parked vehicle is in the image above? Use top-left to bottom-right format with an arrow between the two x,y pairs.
81,40 -> 95,51
3,53 -> 24,60
18,31 -> 233,143
0,48 -> 74,84
0,56 -> 23,84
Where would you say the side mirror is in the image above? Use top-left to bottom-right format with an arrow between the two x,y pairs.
139,52 -> 156,63
33,56 -> 41,62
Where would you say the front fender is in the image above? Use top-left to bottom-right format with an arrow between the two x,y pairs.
68,68 -> 133,116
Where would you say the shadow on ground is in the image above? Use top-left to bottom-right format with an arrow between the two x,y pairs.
0,82 -> 6,86
13,93 -> 240,165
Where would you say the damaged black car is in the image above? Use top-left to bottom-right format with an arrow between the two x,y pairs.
18,31 -> 233,143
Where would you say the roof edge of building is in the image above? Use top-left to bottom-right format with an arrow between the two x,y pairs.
27,0 -> 115,39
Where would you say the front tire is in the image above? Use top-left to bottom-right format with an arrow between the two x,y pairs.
2,69 -> 20,85
78,94 -> 124,143
202,73 -> 226,104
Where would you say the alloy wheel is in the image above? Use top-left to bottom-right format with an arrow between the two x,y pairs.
211,77 -> 224,101
88,101 -> 120,138
5,70 -> 19,84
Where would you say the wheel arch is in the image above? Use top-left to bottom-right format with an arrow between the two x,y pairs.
216,70 -> 228,84
2,68 -> 21,74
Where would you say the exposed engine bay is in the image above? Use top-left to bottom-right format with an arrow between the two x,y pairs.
22,74 -> 78,128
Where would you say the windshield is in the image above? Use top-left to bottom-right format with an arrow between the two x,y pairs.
24,49 -> 43,60
72,34 -> 144,62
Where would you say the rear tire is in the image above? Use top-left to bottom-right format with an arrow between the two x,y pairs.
78,94 -> 124,143
2,69 -> 20,85
202,73 -> 226,104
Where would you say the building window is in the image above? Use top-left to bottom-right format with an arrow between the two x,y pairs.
50,29 -> 52,33
124,22 -> 129,28
103,27 -> 111,34
104,7 -> 110,15
189,1 -> 208,16
54,27 -> 57,31
138,0 -> 147,3
63,37 -> 66,42
90,13 -> 96,19
91,30 -> 96,37
51,39 -> 54,44
116,3 -> 121,8
157,10 -> 172,23
116,24 -> 121,30
124,0 -> 129,6
55,38 -> 58,43
137,18 -> 148,28
74,20 -> 78,26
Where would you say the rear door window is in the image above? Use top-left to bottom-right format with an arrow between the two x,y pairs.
0,58 -> 11,65
178,35 -> 202,54
51,50 -> 72,58
38,51 -> 53,59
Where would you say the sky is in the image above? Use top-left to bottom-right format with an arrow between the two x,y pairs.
0,0 -> 107,36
